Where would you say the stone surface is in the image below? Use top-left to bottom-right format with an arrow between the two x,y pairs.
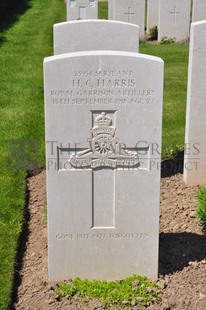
44,50 -> 163,281
147,0 -> 159,32
54,20 -> 139,55
184,21 -> 206,186
66,0 -> 98,21
158,0 -> 191,42
108,0 -> 115,19
192,0 -> 206,22
109,0 -> 145,37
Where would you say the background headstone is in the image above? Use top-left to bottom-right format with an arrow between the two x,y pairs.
192,0 -> 206,22
67,0 -> 98,21
184,21 -> 206,186
158,0 -> 191,42
110,0 -> 146,38
44,50 -> 164,281
147,0 -> 159,32
108,0 -> 115,19
54,20 -> 139,55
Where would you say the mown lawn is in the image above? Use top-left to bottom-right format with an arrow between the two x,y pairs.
0,1 -> 189,309
0,0 -> 65,308
140,43 -> 189,157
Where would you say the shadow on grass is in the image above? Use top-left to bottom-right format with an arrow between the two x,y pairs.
159,232 -> 206,276
8,169 -> 43,309
0,0 -> 31,45
9,169 -> 43,309
8,172 -> 31,309
161,150 -> 184,178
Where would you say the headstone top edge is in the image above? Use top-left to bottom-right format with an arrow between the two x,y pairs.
53,19 -> 140,29
44,51 -> 164,64
191,20 -> 206,27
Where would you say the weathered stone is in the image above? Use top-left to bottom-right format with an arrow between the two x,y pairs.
109,0 -> 145,37
158,0 -> 191,42
44,50 -> 163,281
192,0 -> 206,22
184,21 -> 206,185
66,0 -> 98,21
54,20 -> 139,55
147,0 -> 159,32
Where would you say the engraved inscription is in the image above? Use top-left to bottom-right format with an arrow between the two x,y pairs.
70,0 -> 76,7
50,70 -> 156,105
56,232 -> 149,240
69,112 -> 139,169
70,0 -> 91,7
89,0 -> 95,7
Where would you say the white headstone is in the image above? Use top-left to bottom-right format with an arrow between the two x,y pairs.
54,20 -> 139,55
44,50 -> 164,282
192,0 -> 206,22
110,0 -> 146,38
67,0 -> 98,21
147,0 -> 159,32
108,0 -> 115,19
158,0 -> 191,42
184,21 -> 206,186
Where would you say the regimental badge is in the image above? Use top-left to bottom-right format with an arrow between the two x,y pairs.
69,112 -> 139,169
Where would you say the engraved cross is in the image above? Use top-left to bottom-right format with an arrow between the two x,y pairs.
169,6 -> 180,25
79,6 -> 86,19
57,112 -> 148,230
124,7 -> 135,23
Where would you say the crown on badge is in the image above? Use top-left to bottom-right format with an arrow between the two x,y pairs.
91,112 -> 115,137
95,112 -> 112,127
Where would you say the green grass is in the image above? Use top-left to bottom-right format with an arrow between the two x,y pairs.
56,275 -> 161,308
0,0 -> 65,308
98,1 -> 108,19
196,187 -> 206,233
0,2 -> 190,309
140,43 -> 189,158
